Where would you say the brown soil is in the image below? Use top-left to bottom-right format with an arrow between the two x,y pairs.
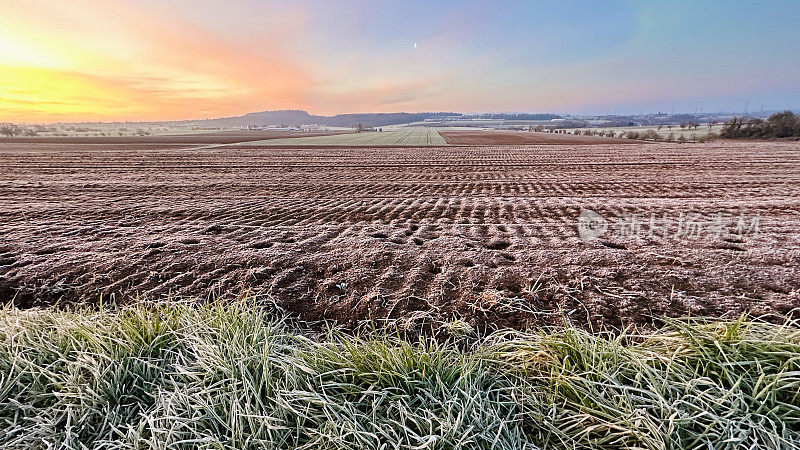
440,130 -> 640,145
1,139 -> 798,333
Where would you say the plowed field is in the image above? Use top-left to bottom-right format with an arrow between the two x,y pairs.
1,138 -> 798,332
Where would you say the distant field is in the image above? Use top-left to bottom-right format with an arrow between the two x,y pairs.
437,119 -> 505,127
240,128 -> 447,146
440,130 -> 636,145
235,128 -> 642,147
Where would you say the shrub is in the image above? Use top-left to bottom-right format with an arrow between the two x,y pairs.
641,129 -> 660,141
625,131 -> 641,139
697,132 -> 719,143
720,111 -> 800,139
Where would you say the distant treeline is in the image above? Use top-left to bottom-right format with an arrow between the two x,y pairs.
190,110 -> 567,128
466,113 -> 561,120
322,112 -> 461,127
721,111 -> 800,140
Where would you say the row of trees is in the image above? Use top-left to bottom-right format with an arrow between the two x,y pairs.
577,128 -> 699,142
537,126 -> 715,143
0,123 -> 158,137
720,111 -> 800,139
0,123 -> 66,137
655,122 -> 707,131
622,130 -> 711,143
0,123 -> 37,137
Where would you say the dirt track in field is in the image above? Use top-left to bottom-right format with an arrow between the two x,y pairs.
1,137 -> 799,333
440,130 -> 637,145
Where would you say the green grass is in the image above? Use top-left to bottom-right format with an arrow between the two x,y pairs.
241,128 -> 447,146
1,302 -> 799,449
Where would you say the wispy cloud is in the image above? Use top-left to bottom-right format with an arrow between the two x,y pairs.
1,0 -> 798,122
0,0 -> 311,121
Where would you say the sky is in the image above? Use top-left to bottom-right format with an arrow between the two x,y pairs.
0,0 -> 798,122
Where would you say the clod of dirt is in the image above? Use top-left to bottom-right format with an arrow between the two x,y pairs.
601,240 -> 627,250
486,240 -> 511,250
713,242 -> 745,252
34,247 -> 60,255
204,224 -> 224,234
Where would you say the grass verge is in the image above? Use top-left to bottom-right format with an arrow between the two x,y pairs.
1,301 -> 798,449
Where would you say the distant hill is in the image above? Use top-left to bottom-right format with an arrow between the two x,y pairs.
184,110 -> 463,128
182,110 -> 313,128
